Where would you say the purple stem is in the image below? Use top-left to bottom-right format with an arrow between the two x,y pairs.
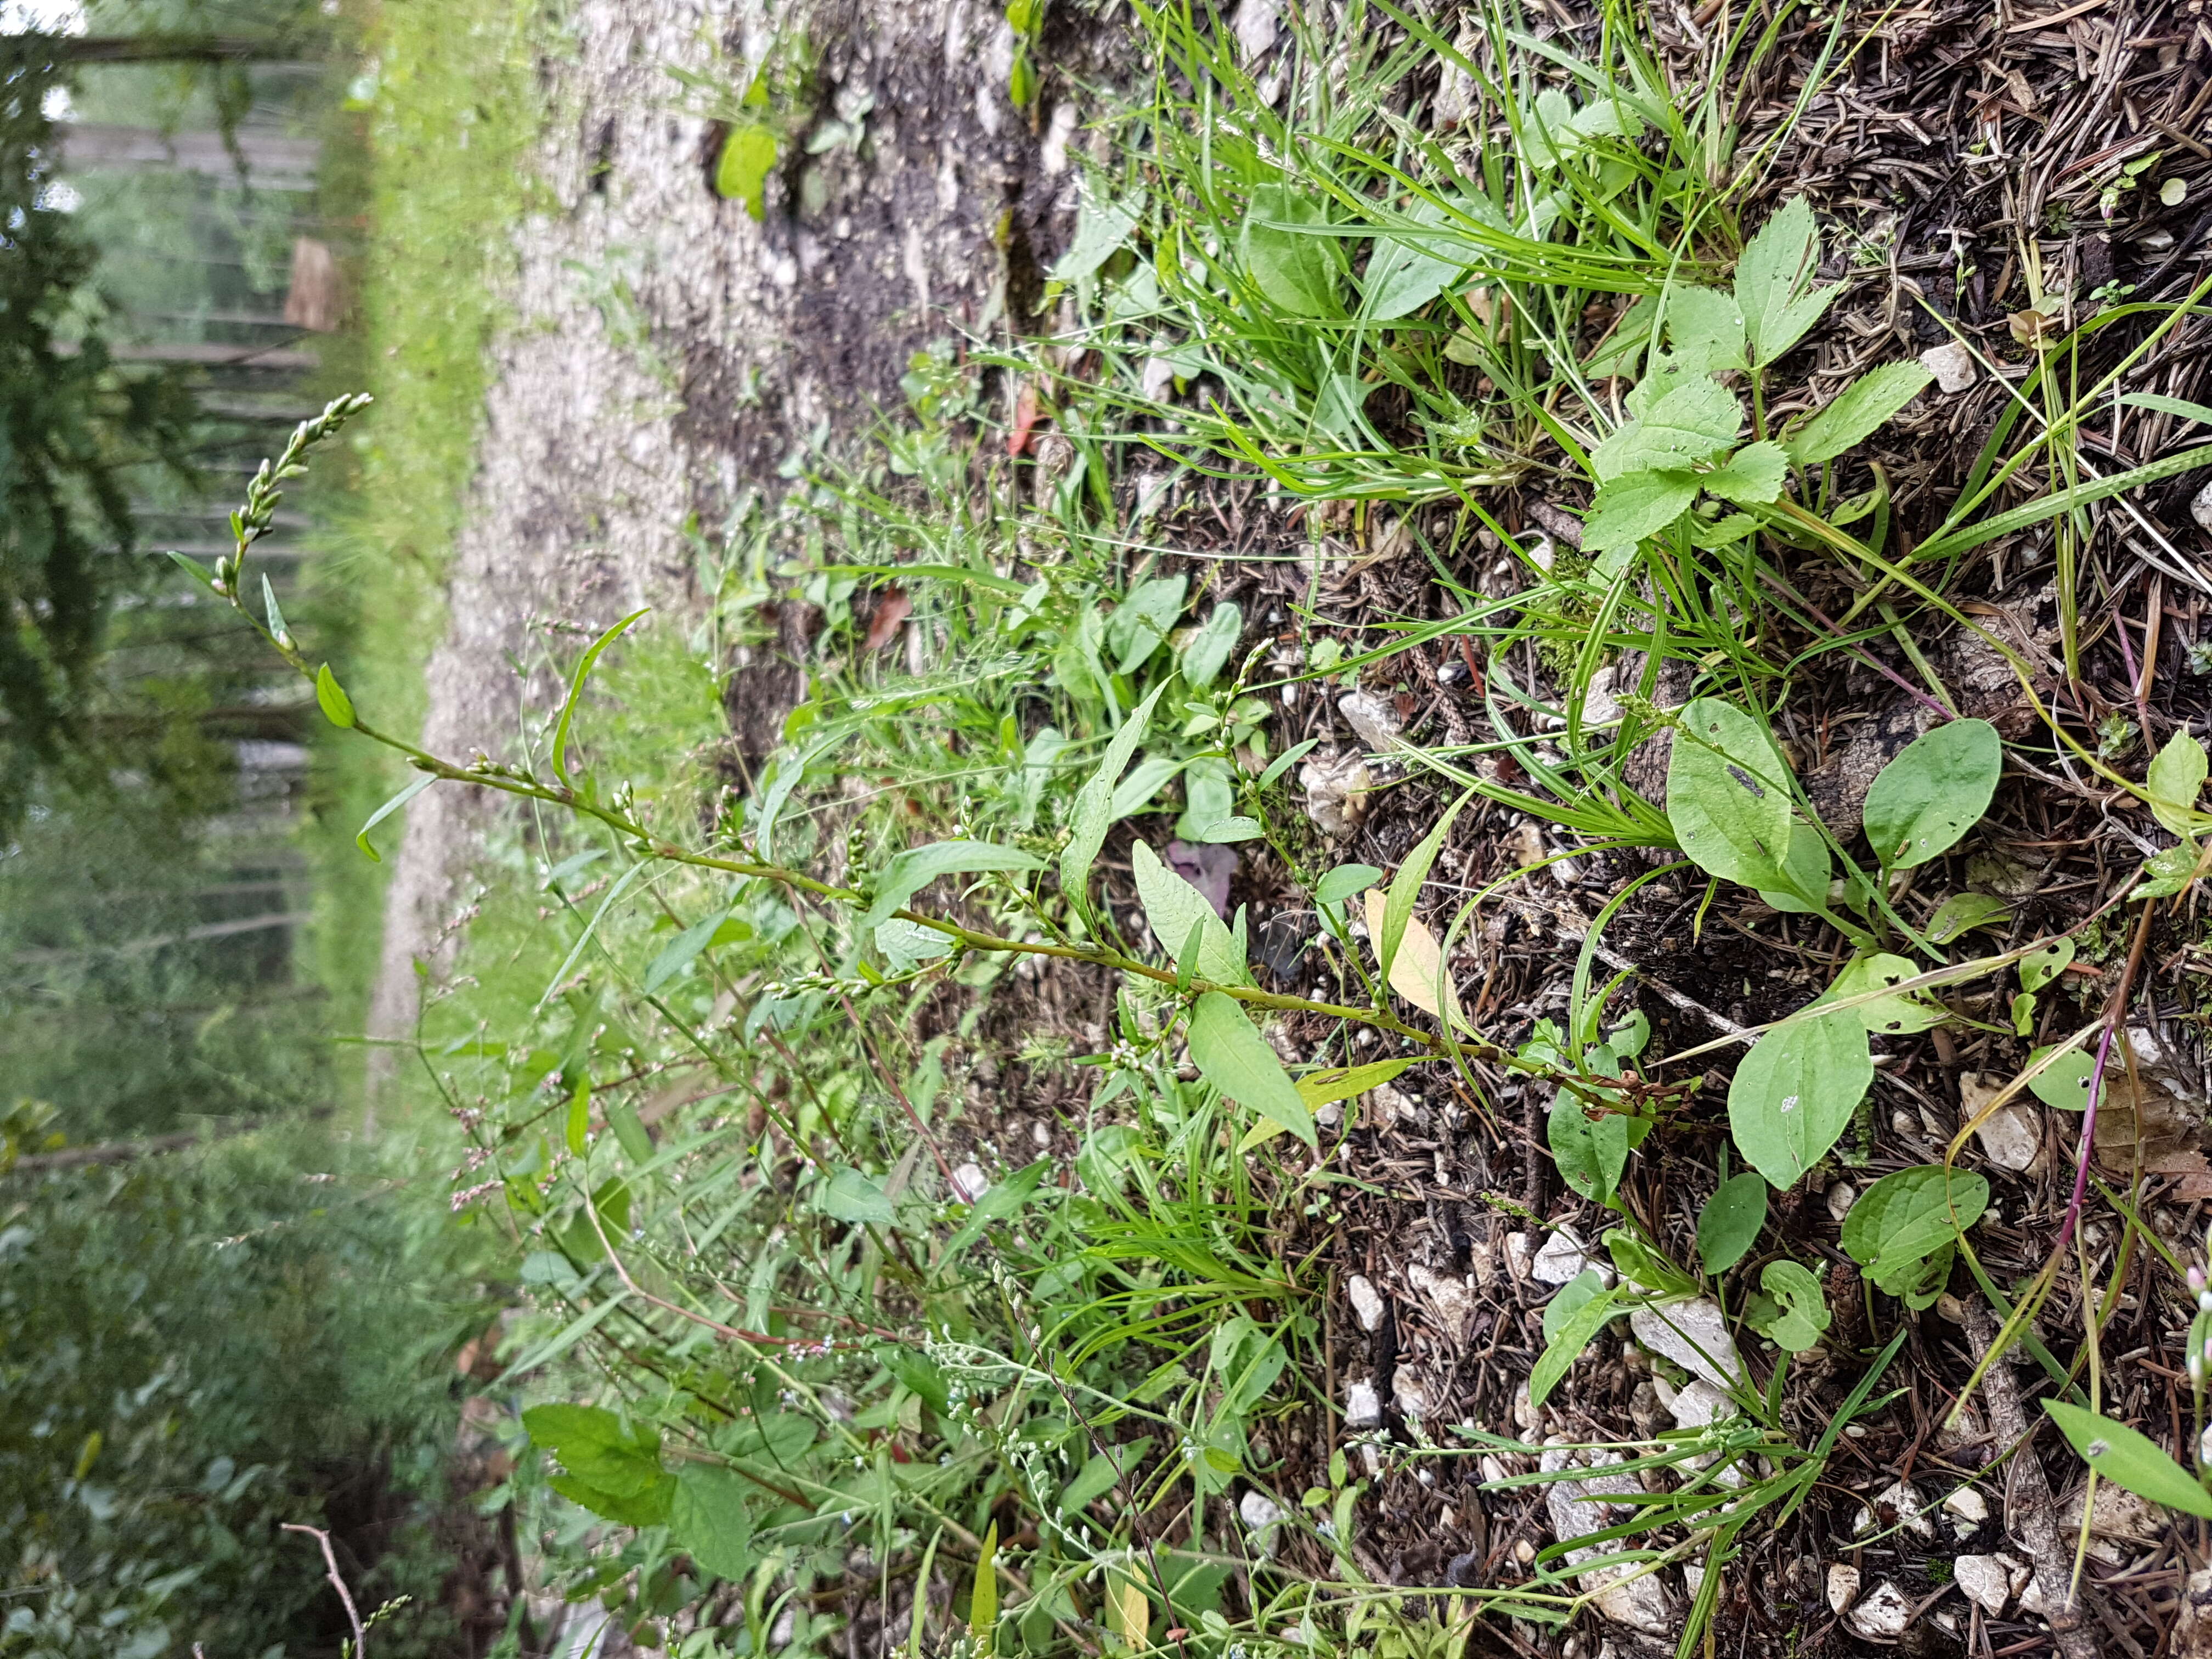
2057,1022 -> 2119,1256
2114,606 -> 2141,691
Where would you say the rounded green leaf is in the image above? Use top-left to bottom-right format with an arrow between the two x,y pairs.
1861,719 -> 2001,868
715,125 -> 778,218
314,662 -> 356,729
1667,698 -> 1794,889
1748,1259 -> 1830,1351
2027,1043 -> 2101,1112
1727,1011 -> 1872,1189
1839,1165 -> 1989,1291
2045,1398 -> 2212,1519
1696,1171 -> 1768,1273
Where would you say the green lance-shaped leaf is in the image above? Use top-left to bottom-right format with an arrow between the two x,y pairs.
1696,1171 -> 1769,1273
714,125 -> 778,219
1728,1011 -> 1874,1189
2045,1398 -> 2212,1519
1667,698 -> 1795,889
1131,839 -> 1248,985
314,663 -> 356,729
817,1166 -> 896,1224
552,608 -> 650,791
1528,1277 -> 1627,1408
1733,196 -> 1837,368
1861,718 -> 2001,868
1060,682 -> 1169,902
970,1522 -> 1000,1657
355,772 -> 436,862
861,841 -> 1046,934
1186,990 -> 1316,1148
1782,361 -> 1933,466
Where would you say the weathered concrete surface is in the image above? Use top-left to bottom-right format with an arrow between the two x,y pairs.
365,0 -> 1111,1090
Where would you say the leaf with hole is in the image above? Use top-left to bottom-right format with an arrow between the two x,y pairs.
2019,939 -> 2075,993
1861,719 -> 2001,868
1745,1259 -> 1830,1351
2044,1399 -> 2212,1518
2026,1043 -> 2101,1112
1728,1011 -> 1874,1189
1187,991 -> 1316,1148
1839,1165 -> 1987,1307
1820,952 -> 1945,1035
1696,1171 -> 1769,1273
1667,698 -> 1795,889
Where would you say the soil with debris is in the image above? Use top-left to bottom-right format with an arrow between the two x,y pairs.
378,0 -> 2212,1651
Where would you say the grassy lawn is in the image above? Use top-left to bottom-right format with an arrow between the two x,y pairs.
298,0 -> 549,1086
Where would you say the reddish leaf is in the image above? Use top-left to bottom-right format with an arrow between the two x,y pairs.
1008,380 -> 1042,458
862,589 -> 912,652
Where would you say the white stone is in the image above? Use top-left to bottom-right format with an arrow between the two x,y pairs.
951,1163 -> 990,1203
1239,1490 -> 1286,1542
1665,1378 -> 1740,1431
1532,1226 -> 1600,1285
1408,1262 -> 1477,1339
1480,1454 -> 1508,1485
1541,1448 -> 1674,1637
1233,0 -> 1280,59
1826,1562 -> 1861,1615
1853,1480 -> 1937,1542
1920,340 -> 1978,394
1973,1102 -> 2044,1172
1511,1380 -> 1537,1434
1345,1379 -> 1382,1429
1942,1486 -> 1989,1525
2194,477 -> 2212,535
1503,1232 -> 1536,1280
1846,1581 -> 1912,1640
1300,752 -> 1374,837
1955,1555 -> 2010,1614
1629,1299 -> 1746,1392
1826,1181 -> 1856,1223
1346,1274 -> 1386,1332
1338,690 -> 1404,751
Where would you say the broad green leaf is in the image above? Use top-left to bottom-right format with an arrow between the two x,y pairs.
1549,1090 -> 1632,1207
1375,791 -> 1470,997
2045,1399 -> 2212,1518
1581,469 -> 1700,554
817,1166 -> 896,1224
1528,1280 -> 1626,1408
550,1470 -> 676,1526
314,663 -> 356,729
1755,820 -> 1831,913
1782,361 -> 1934,466
714,125 -> 778,218
523,1403 -> 664,1498
2027,1043 -> 2100,1111
1927,891 -> 2011,944
1861,719 -> 2001,867
1728,1013 -> 1874,1189
882,1347 -> 952,1416
354,772 -> 436,862
2135,840 -> 2202,899
1605,1228 -> 1695,1297
1542,1266 -> 1608,1341
1696,1171 -> 1768,1273
552,609 -> 650,789
1839,1165 -> 1988,1302
1662,285 -> 1746,373
1190,815 -> 1261,843
1733,196 -> 1835,367
646,906 -> 733,993
2019,938 -> 2075,992
1702,440 -> 1788,505
1667,698 -> 1795,889
1057,1449 -> 1126,1517
862,840 -> 1047,933
1746,1259 -> 1830,1351
672,1465 -> 757,1578
1131,839 -> 1248,985
1359,196 -> 1494,320
1295,1056 -> 1414,1110
1590,375 -> 1743,480
877,918 -> 955,972
2146,731 -> 2209,836
1109,754 -> 1183,820
1314,862 -> 1384,906
1821,952 -> 1946,1035
1239,184 -> 1340,316
1060,682 -> 1170,901
1181,603 -> 1244,689
1052,189 -> 1143,284
1187,990 -> 1316,1147
1105,575 -> 1188,675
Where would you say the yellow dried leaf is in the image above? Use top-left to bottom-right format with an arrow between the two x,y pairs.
1363,889 -> 1465,1029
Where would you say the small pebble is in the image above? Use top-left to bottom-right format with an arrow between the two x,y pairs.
1920,340 -> 1978,393
1345,1379 -> 1382,1429
1847,1581 -> 1912,1640
1826,1562 -> 1861,1615
1346,1273 -> 1386,1332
